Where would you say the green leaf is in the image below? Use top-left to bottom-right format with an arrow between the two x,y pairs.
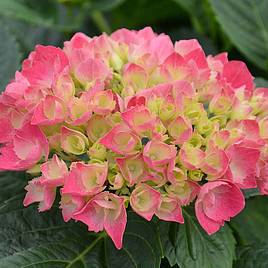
59,0 -> 125,11
0,26 -> 21,91
209,0 -> 268,70
235,243 -> 268,268
172,0 -> 197,13
243,188 -> 260,199
0,0 -> 54,27
255,77 -> 268,87
0,171 -> 162,267
0,172 -> 27,204
89,0 -> 126,12
0,199 -> 162,268
105,212 -> 162,268
0,0 -> 83,31
172,0 -> 223,44
230,196 -> 268,245
0,17 -> 63,57
167,27 -> 217,55
159,209 -> 236,268
158,221 -> 178,267
110,0 -> 184,30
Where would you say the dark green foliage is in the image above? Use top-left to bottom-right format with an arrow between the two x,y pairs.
0,26 -> 21,91
209,0 -> 268,71
159,209 -> 236,268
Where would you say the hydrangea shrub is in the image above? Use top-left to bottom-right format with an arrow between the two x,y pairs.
0,27 -> 267,250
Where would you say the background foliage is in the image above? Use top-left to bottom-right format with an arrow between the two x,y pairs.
0,0 -> 268,267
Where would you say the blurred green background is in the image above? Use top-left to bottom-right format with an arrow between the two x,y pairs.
0,0 -> 268,90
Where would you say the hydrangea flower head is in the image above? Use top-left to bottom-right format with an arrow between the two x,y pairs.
1,27 -> 268,249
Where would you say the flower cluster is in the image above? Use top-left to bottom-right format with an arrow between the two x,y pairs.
1,27 -> 268,249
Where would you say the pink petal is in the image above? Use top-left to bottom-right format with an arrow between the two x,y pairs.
156,196 -> 184,223
31,95 -> 66,126
160,52 -> 190,81
122,63 -> 148,92
257,160 -> 268,195
195,180 -> 245,234
130,184 -> 161,221
168,116 -> 193,145
22,45 -> 69,91
73,192 -> 127,249
62,162 -> 107,196
73,198 -> 105,233
40,154 -> 68,186
222,60 -> 254,91
175,39 -> 202,56
178,143 -> 205,170
143,140 -> 177,170
104,194 -> 127,249
116,154 -> 146,186
99,123 -> 141,156
201,148 -> 229,179
195,200 -> 222,235
202,181 -> 245,221
121,106 -> 156,136
23,178 -> 56,212
226,144 -> 260,188
0,117 -> 13,143
91,90 -> 116,115
75,58 -> 110,85
0,123 -> 48,170
60,192 -> 86,222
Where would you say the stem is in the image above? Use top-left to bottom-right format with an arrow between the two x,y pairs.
66,232 -> 106,268
91,11 -> 111,34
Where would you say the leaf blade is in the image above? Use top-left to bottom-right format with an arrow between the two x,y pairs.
0,27 -> 21,91
0,201 -> 162,267
230,196 -> 268,245
209,0 -> 268,70
159,209 -> 236,268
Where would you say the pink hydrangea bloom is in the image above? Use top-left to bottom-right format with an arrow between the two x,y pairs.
116,153 -> 146,186
62,162 -> 107,196
156,195 -> 184,223
130,183 -> 161,221
0,123 -> 48,170
195,181 -> 245,234
1,27 -> 267,249
40,154 -> 68,186
73,192 -> 126,249
100,123 -> 141,155
60,192 -> 86,222
143,140 -> 177,171
23,178 -> 56,212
